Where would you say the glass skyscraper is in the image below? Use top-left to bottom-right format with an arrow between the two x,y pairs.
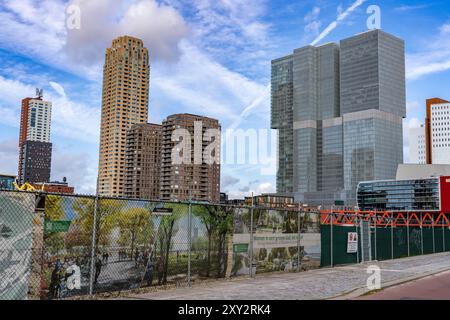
271,29 -> 406,205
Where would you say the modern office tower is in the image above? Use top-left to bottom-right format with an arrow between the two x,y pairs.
19,141 -> 52,184
124,123 -> 162,200
425,98 -> 450,164
17,91 -> 52,183
160,114 -> 221,203
97,35 -> 150,197
409,125 -> 426,164
292,43 -> 341,203
271,55 -> 294,193
271,29 -> 406,205
341,30 -> 405,202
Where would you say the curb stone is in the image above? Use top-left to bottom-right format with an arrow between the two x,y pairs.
329,266 -> 450,300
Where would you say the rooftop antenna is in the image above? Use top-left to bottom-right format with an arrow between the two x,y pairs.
36,88 -> 43,99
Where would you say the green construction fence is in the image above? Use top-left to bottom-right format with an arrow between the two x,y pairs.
321,224 -> 450,267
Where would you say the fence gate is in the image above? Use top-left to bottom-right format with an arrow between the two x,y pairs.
360,220 -> 372,263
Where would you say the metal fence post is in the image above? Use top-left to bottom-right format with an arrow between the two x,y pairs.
421,213 -> 424,255
89,195 -> 99,297
297,209 -> 301,273
330,209 -> 334,268
374,210 -> 377,261
443,219 -> 446,252
407,212 -> 410,257
391,212 -> 394,260
432,215 -> 436,253
249,196 -> 254,278
356,214 -> 360,264
188,200 -> 192,287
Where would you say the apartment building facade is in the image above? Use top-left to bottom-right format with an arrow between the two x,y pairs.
160,114 -> 221,203
124,123 -> 162,200
97,36 -> 150,196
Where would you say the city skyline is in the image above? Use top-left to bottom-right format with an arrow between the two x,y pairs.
1,1 -> 450,198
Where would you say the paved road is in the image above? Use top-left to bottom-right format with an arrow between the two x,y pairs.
119,252 -> 450,300
356,270 -> 450,300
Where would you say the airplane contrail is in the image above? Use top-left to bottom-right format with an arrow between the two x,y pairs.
311,0 -> 367,46
229,0 -> 367,131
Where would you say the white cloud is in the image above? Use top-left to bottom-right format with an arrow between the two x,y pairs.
154,41 -> 268,122
394,4 -> 429,12
226,180 -> 275,199
304,7 -> 321,34
406,22 -> 450,80
222,175 -> 240,188
51,149 -> 97,194
0,138 -> 18,175
406,101 -> 421,114
311,0 -> 367,46
441,24 -> 450,34
407,59 -> 450,80
181,0 -> 271,75
0,76 -> 100,143
0,0 -> 189,80
48,81 -> 100,143
65,0 -> 188,68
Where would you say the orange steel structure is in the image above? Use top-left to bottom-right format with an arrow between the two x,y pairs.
320,210 -> 450,227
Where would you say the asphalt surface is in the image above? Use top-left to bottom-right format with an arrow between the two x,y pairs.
356,270 -> 450,300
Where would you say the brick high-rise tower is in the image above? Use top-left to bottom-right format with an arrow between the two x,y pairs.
97,36 -> 150,196
124,123 -> 162,200
18,91 -> 52,184
160,114 -> 221,203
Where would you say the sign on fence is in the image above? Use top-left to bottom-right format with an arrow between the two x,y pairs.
152,207 -> 173,215
233,243 -> 249,253
44,220 -> 71,233
347,232 -> 358,253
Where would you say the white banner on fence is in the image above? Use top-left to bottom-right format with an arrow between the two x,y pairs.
347,232 -> 358,253
0,192 -> 35,300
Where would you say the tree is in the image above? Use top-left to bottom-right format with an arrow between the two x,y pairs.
258,248 -> 268,261
155,203 -> 185,284
192,205 -> 232,278
72,197 -> 124,249
117,207 -> 153,256
44,195 -> 65,255
65,224 -> 84,253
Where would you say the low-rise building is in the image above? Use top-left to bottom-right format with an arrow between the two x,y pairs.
32,178 -> 75,194
357,165 -> 450,212
244,193 -> 297,208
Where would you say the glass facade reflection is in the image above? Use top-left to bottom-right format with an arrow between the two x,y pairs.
357,178 -> 440,211
271,55 -> 294,193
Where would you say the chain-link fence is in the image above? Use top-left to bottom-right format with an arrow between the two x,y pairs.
0,190 -> 321,300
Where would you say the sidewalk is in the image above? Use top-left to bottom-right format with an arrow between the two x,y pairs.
120,252 -> 450,300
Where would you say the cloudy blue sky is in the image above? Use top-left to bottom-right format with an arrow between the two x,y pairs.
0,0 -> 449,197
